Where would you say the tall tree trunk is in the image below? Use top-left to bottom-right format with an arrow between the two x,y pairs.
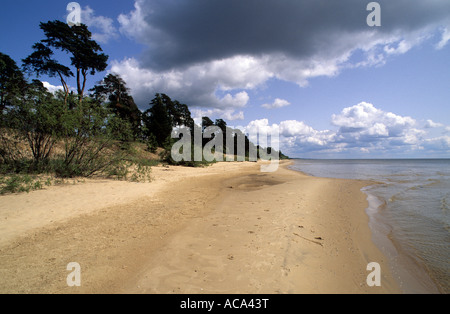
77,68 -> 82,106
58,72 -> 70,110
80,69 -> 87,106
0,93 -> 4,112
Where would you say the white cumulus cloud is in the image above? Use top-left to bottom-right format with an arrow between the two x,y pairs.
425,119 -> 444,128
191,108 -> 245,124
262,98 -> 291,110
81,6 -> 118,44
110,57 -> 254,112
42,81 -> 64,94
241,102 -> 444,157
332,102 -> 416,137
436,27 -> 450,50
112,0 -> 450,114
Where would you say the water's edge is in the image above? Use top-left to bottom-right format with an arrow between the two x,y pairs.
361,185 -> 441,294
288,159 -> 449,294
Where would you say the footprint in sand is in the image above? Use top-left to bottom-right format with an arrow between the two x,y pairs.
281,266 -> 290,277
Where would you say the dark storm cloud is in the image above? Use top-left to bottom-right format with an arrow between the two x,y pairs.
114,0 -> 450,111
125,0 -> 450,70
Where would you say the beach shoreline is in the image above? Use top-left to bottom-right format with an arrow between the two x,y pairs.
288,159 -> 448,294
0,160 -> 402,294
361,186 -> 443,294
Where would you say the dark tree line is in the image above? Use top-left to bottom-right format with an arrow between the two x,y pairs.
1,20 -> 288,178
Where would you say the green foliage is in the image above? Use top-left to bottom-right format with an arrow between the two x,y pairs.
0,174 -> 46,195
53,98 -> 121,178
106,115 -> 134,149
22,43 -> 72,107
279,151 -> 290,160
90,74 -> 142,139
105,158 -> 155,182
146,133 -> 159,154
23,20 -> 108,108
2,24 -> 161,191
105,161 -> 129,180
4,80 -> 64,170
22,43 -> 73,79
160,137 -> 214,168
143,94 -> 173,147
202,117 -> 214,130
142,94 -> 195,147
169,100 -> 194,130
0,129 -> 26,168
1,17 -> 292,198
0,176 -> 22,194
130,163 -> 152,182
1,52 -> 27,111
40,21 -> 108,103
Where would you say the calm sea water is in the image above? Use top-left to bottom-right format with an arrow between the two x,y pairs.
290,159 -> 450,294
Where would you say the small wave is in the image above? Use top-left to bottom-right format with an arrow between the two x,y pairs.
441,195 -> 449,213
424,179 -> 441,187
444,224 -> 450,233
406,180 -> 438,191
389,192 -> 407,203
362,187 -> 387,213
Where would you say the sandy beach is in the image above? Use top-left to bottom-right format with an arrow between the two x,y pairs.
0,161 -> 402,294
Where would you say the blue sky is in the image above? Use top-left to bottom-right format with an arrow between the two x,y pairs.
1,0 -> 450,158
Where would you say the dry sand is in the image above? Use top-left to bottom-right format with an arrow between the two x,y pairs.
0,161 -> 402,294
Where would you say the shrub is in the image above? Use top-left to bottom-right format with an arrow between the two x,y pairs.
54,98 -> 123,178
0,174 -> 46,195
4,81 -> 64,171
